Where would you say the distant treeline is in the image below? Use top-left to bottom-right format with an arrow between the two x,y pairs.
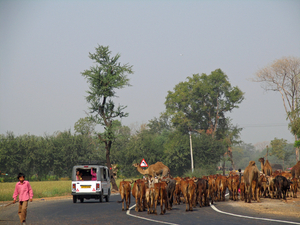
0,120 -> 296,182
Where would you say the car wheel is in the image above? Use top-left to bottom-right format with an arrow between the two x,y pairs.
105,189 -> 110,202
99,192 -> 103,202
73,196 -> 77,203
80,198 -> 84,203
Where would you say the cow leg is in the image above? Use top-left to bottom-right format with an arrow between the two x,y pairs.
189,193 -> 193,211
128,193 -> 131,210
125,193 -> 129,210
135,193 -> 139,212
184,194 -> 189,211
121,195 -> 125,211
210,189 -> 214,205
154,195 -> 158,215
160,192 -> 164,215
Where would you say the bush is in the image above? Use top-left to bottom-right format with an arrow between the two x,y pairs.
183,165 -> 217,178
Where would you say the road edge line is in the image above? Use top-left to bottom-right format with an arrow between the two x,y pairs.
126,204 -> 179,225
209,203 -> 300,225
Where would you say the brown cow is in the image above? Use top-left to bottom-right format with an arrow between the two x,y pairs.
244,161 -> 260,203
214,174 -> 222,201
291,161 -> 300,179
154,181 -> 168,215
119,180 -> 132,211
146,187 -> 155,214
173,177 -> 182,205
266,175 -> 276,199
227,175 -> 234,200
181,178 -> 197,211
207,175 -> 216,204
290,177 -> 298,198
161,177 -> 176,210
240,176 -> 245,201
195,178 -> 208,207
281,172 -> 292,197
132,179 -> 146,212
259,175 -> 267,198
218,176 -> 227,201
231,175 -> 239,201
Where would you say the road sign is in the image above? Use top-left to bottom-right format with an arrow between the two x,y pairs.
140,158 -> 148,167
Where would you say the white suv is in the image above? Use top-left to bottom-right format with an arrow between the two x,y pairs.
71,164 -> 111,203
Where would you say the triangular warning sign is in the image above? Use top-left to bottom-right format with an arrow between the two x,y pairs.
140,158 -> 148,167
76,189 -> 79,192
92,188 -> 96,191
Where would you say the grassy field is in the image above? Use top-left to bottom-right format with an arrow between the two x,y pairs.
0,180 -> 71,201
0,178 -> 137,202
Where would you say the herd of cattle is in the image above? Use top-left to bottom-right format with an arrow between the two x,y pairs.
118,160 -> 300,215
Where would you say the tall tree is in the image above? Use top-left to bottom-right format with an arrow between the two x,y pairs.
270,138 -> 292,170
253,56 -> 300,160
165,69 -> 244,137
81,45 -> 133,190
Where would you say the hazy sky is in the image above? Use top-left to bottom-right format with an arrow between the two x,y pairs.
1,0 -> 300,146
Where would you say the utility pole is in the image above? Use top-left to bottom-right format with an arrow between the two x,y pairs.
189,131 -> 194,173
266,145 -> 268,160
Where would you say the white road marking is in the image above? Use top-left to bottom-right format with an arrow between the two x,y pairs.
210,204 -> 300,224
209,193 -> 300,224
126,204 -> 179,225
126,193 -> 300,224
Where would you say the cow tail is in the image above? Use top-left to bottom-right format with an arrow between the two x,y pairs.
117,184 -> 125,203
186,183 -> 189,203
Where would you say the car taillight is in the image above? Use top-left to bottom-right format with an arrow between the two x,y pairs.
96,183 -> 99,189
73,184 -> 76,189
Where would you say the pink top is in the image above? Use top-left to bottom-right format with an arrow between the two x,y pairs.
91,169 -> 97,181
13,181 -> 33,201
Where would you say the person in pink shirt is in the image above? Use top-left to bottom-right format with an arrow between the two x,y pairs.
13,173 -> 33,225
90,167 -> 97,180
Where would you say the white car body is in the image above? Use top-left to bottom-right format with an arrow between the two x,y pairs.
71,164 -> 111,203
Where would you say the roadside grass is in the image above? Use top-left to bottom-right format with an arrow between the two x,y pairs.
0,178 -> 140,201
0,180 -> 71,201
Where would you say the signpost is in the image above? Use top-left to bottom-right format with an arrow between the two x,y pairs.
140,158 -> 148,167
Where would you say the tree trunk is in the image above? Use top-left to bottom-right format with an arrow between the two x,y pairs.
105,141 -> 118,191
295,134 -> 299,161
222,160 -> 225,176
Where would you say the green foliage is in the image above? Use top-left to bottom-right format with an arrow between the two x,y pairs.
0,131 -> 100,181
294,140 -> 300,148
164,130 -> 191,176
232,142 -> 296,171
165,69 -> 244,137
74,117 -> 96,135
183,165 -> 217,178
270,138 -> 288,160
81,45 -> 133,143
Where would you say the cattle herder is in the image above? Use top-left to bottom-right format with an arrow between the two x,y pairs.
13,172 -> 34,225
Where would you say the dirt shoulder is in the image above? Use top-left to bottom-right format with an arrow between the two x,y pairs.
225,192 -> 300,219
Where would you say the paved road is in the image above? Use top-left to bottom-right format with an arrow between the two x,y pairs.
1,195 -> 299,225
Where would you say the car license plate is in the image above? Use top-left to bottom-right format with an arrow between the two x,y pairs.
81,185 -> 91,188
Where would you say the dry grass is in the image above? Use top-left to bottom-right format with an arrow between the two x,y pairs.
0,180 -> 71,201
0,178 -> 139,201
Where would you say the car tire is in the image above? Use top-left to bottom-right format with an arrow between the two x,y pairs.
80,198 -> 84,203
99,192 -> 103,202
73,196 -> 77,203
105,189 -> 110,202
